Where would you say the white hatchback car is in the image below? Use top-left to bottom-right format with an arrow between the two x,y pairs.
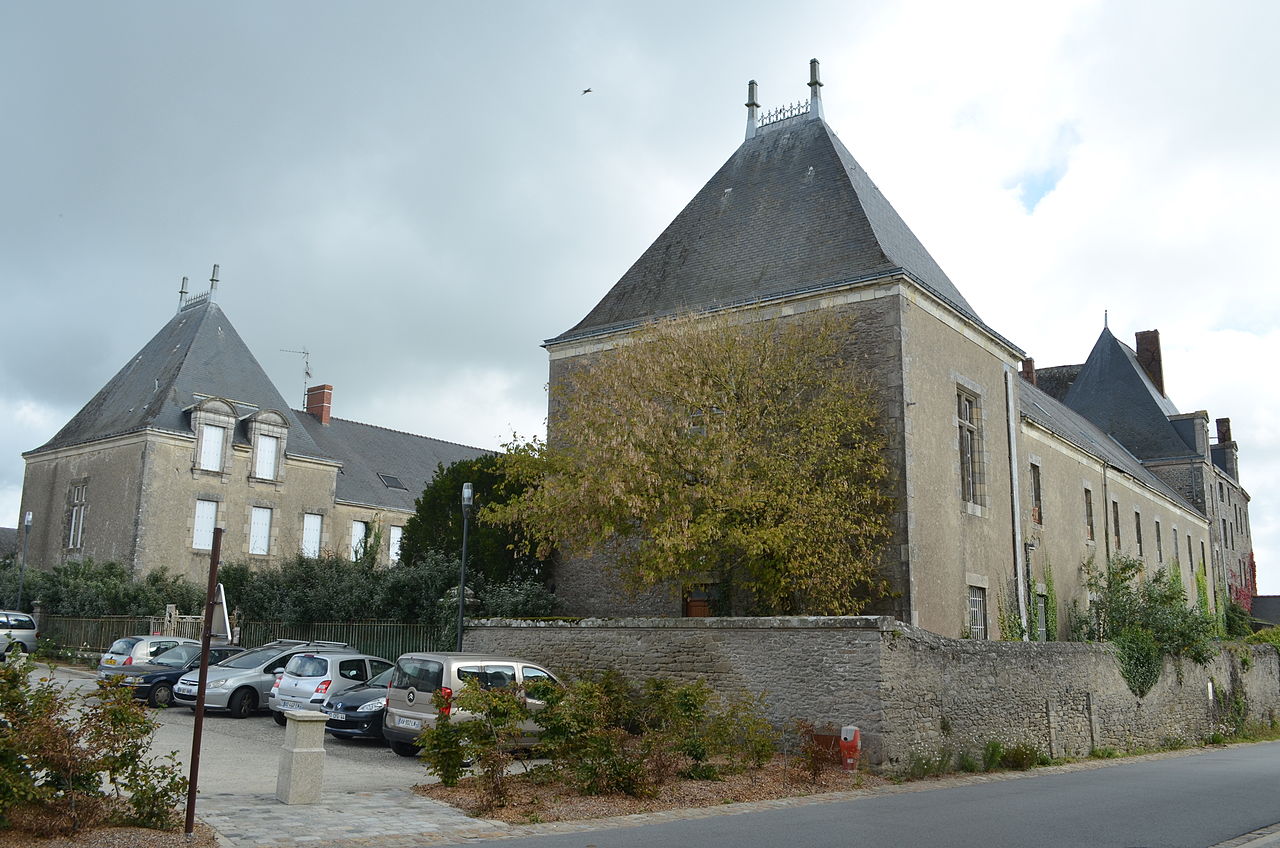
269,651 -> 393,726
98,635 -> 199,676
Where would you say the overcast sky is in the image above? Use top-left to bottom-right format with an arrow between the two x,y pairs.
3,1 -> 1278,593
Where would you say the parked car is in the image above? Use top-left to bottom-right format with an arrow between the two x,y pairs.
268,650 -> 393,726
382,652 -> 558,757
0,611 -> 38,659
321,666 -> 394,740
104,643 -> 245,707
173,639 -> 351,719
97,635 -> 200,675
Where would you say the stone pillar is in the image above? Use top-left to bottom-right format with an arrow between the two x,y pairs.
275,711 -> 329,804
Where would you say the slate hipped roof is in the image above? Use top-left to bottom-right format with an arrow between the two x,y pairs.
1062,328 -> 1195,461
28,298 -> 325,459
552,116 -> 1000,345
294,414 -> 490,511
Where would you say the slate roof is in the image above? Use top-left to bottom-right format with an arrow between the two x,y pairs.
1062,328 -> 1195,461
294,414 -> 490,511
1032,364 -> 1081,402
1018,378 -> 1197,513
1252,596 -> 1280,627
28,298 -> 326,459
551,116 -> 1010,348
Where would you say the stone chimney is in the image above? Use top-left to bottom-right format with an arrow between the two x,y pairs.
1134,330 -> 1165,396
1216,417 -> 1232,444
305,384 -> 332,425
1019,357 -> 1037,386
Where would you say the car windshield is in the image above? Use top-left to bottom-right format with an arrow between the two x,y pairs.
107,637 -> 141,655
366,667 -> 393,688
217,645 -> 287,670
151,644 -> 201,667
286,655 -> 329,678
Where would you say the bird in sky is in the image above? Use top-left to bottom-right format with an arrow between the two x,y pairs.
581,87 -> 592,95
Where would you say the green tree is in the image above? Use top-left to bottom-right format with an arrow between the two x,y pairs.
487,313 -> 897,615
401,455 -> 545,584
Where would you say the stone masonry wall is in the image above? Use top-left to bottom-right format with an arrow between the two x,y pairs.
465,617 -> 1280,769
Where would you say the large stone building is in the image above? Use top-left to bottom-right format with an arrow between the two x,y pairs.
18,279 -> 486,582
545,61 -> 1252,637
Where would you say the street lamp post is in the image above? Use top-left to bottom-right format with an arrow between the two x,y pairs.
456,483 -> 473,652
16,512 -> 32,611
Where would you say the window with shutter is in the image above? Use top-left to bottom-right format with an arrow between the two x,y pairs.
389,526 -> 403,564
351,520 -> 368,561
193,500 -> 217,550
250,507 -> 272,555
254,435 -> 279,479
199,424 -> 225,471
302,513 -> 323,557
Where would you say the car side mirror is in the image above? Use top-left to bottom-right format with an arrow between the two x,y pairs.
271,667 -> 285,675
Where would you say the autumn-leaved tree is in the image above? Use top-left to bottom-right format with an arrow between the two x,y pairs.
485,313 -> 896,615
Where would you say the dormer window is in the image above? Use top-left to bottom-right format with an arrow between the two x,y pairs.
198,424 -> 226,471
255,434 -> 279,479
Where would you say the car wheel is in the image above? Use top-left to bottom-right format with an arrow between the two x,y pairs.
149,683 -> 175,708
227,688 -> 256,719
273,710 -> 287,727
6,642 -> 25,660
389,740 -> 420,758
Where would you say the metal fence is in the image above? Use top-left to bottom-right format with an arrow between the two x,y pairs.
36,615 -> 445,659
37,615 -> 153,651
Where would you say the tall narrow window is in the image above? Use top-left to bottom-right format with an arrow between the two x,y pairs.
351,520 -> 369,561
957,391 -> 980,505
249,507 -> 272,555
389,526 -> 404,564
1187,534 -> 1193,568
1112,501 -> 1121,550
1200,541 -> 1207,569
301,513 -> 323,557
254,435 -> 279,480
193,500 -> 218,550
1155,520 -> 1163,563
199,424 -> 225,471
1029,464 -> 1043,524
67,483 -> 87,550
1134,512 -> 1144,557
968,586 -> 988,640
1084,488 -> 1095,541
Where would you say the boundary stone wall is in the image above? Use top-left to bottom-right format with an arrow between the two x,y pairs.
465,616 -> 1280,768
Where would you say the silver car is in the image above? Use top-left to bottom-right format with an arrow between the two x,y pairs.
173,639 -> 351,719
97,635 -> 199,676
0,611 -> 38,659
268,650 -> 393,725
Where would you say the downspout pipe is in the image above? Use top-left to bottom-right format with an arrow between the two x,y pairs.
1005,368 -> 1029,639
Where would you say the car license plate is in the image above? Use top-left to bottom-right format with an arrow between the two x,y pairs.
104,657 -> 116,665
281,699 -> 304,710
326,711 -> 346,721
395,716 -> 421,730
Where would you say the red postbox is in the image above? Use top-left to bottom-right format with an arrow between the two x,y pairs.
838,725 -> 861,771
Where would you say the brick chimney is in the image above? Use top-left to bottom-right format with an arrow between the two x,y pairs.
1216,417 -> 1232,444
1134,330 -> 1165,396
305,384 -> 332,425
1019,357 -> 1037,386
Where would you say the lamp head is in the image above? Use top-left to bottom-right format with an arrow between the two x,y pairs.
461,483 -> 473,507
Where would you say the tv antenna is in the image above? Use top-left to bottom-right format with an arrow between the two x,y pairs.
280,348 -> 312,405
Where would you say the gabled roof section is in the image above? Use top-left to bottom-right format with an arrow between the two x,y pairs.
29,299 -> 325,459
551,115 -> 992,345
1018,379 -> 1197,513
1062,328 -> 1193,460
293,414 -> 491,511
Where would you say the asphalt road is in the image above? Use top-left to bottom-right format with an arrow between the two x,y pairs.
479,742 -> 1280,848
49,664 -> 427,796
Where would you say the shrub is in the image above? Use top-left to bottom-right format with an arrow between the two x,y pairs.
0,658 -> 188,834
1244,627 -> 1280,648
416,691 -> 472,788
981,740 -> 1004,772
999,743 -> 1043,770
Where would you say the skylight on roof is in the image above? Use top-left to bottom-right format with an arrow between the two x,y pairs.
377,473 -> 406,490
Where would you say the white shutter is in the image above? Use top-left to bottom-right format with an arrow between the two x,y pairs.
254,435 -> 279,479
302,513 -> 322,557
351,520 -> 368,561
199,424 -> 225,471
388,526 -> 403,564
193,500 -> 217,549
249,507 -> 272,555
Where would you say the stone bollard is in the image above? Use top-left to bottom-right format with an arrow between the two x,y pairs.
276,711 -> 329,804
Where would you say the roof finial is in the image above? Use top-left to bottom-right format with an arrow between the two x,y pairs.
745,80 -> 760,140
808,58 -> 824,119
178,275 -> 189,311
209,264 -> 219,302
1104,309 -> 1109,329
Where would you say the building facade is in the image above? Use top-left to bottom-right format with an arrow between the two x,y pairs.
544,61 -> 1250,637
18,282 -> 486,583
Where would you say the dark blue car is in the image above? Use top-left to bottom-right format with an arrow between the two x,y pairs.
109,643 -> 245,707
321,666 -> 393,740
